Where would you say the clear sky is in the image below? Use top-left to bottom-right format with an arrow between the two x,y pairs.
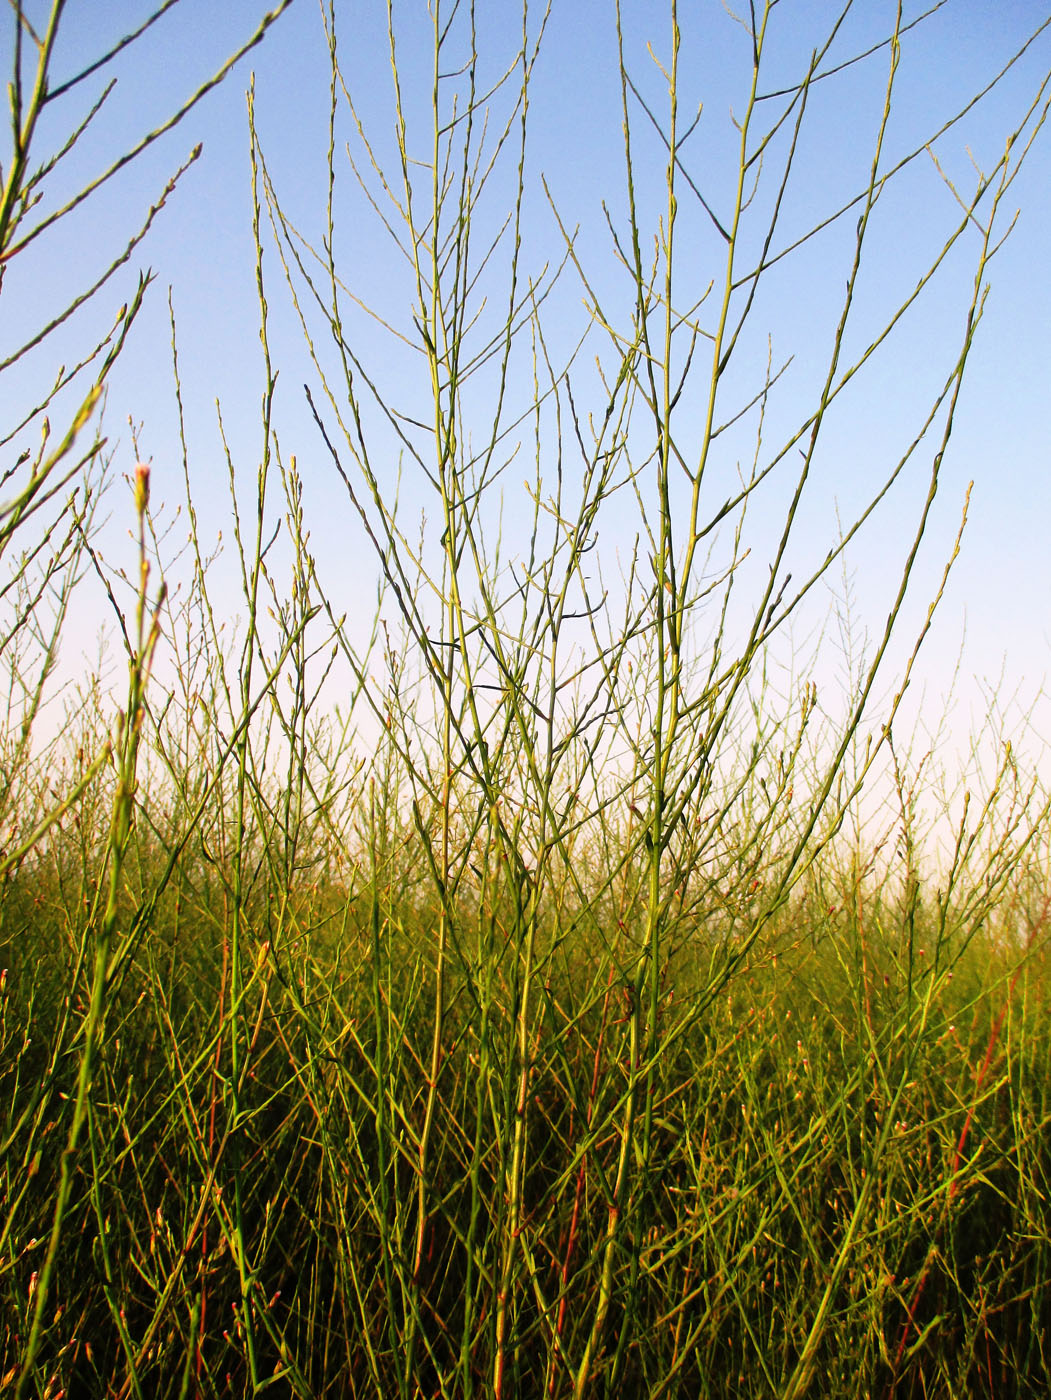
4,0 -> 1050,800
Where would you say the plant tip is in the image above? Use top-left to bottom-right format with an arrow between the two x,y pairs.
134,462 -> 150,515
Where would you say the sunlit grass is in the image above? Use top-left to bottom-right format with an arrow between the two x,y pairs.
2,2 -> 1051,1397
2,772 -> 1049,1397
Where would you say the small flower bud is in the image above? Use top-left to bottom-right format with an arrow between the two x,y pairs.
134,462 -> 150,515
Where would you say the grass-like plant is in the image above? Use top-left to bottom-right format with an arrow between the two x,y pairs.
2,2 -> 1050,1397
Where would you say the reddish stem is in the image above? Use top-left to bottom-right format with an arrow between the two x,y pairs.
546,964 -> 617,1397
889,896 -> 1048,1386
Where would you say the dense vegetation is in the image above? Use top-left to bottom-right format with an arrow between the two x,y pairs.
2,2 -> 1049,1396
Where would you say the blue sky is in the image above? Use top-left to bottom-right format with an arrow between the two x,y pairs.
4,0 -> 1050,793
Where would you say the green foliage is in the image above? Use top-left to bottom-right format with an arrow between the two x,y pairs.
2,2 -> 1050,1397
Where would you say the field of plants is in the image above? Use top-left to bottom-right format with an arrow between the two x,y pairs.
2,3 -> 1050,1397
